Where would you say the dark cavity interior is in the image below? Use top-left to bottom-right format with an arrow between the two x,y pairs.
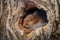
21,7 -> 48,25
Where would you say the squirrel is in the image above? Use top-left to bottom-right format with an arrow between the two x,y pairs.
19,5 -> 48,33
21,11 -> 48,40
23,11 -> 48,31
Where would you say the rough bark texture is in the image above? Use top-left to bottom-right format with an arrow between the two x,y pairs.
0,0 -> 60,40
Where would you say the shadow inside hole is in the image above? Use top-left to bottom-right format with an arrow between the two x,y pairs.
25,7 -> 48,21
21,7 -> 48,25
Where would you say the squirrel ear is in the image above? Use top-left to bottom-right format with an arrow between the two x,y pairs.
33,11 -> 39,18
33,11 -> 37,16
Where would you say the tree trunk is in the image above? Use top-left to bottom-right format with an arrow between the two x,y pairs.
0,0 -> 60,40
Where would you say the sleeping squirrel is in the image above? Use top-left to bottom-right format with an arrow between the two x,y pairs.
23,11 -> 48,30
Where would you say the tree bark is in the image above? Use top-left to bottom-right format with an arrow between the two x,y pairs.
0,0 -> 60,40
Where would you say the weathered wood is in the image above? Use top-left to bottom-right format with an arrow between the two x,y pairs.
0,0 -> 60,40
